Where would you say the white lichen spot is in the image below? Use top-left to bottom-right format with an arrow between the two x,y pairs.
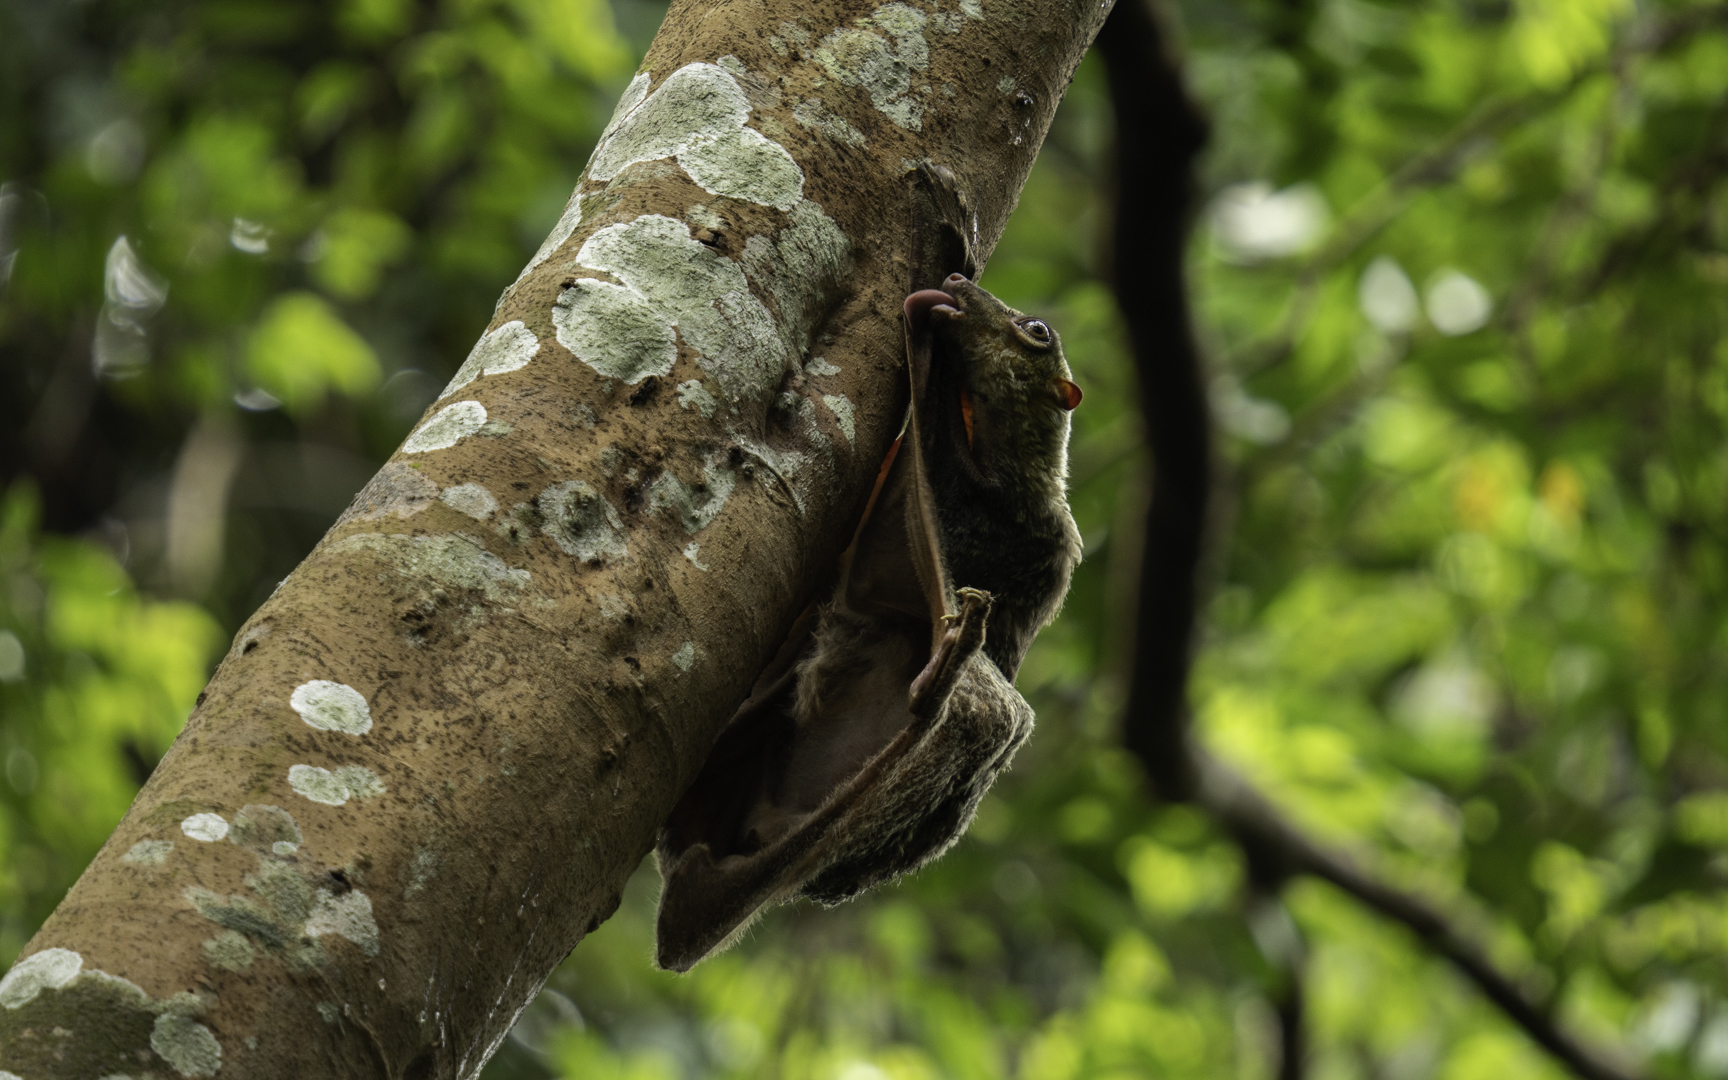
686,203 -> 724,231
806,356 -> 841,376
553,215 -> 785,399
273,841 -> 299,856
648,453 -> 738,533
671,642 -> 696,672
517,193 -> 585,282
598,594 -> 630,620
152,1015 -> 221,1078
815,4 -> 930,130
289,680 -> 372,736
480,419 -> 514,437
441,321 -> 541,398
960,0 -> 984,17
717,54 -> 748,77
791,97 -> 867,146
588,63 -> 803,210
683,542 -> 709,571
539,481 -> 628,561
404,400 -> 487,453
0,1072 -> 22,1080
676,379 -> 718,418
317,1000 -> 340,1024
289,764 -> 386,807
306,888 -> 381,956
997,75 -> 1017,94
739,201 -> 852,366
821,394 -> 857,444
181,814 -> 229,842
440,482 -> 499,521
122,839 -> 174,865
0,947 -> 81,1009
574,403 -> 598,429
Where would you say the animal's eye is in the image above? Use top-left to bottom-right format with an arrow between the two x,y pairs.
1020,319 -> 1052,345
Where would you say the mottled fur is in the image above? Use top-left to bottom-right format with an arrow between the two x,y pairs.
653,276 -> 1081,972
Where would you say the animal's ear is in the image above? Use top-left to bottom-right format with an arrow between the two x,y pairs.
1055,379 -> 1083,411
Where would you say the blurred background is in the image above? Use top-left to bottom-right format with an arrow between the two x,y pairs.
4,0 -> 1728,1076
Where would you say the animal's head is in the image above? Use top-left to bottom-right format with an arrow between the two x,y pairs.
905,275 -> 1081,491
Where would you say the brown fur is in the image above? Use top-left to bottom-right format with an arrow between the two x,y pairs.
653,275 -> 1080,972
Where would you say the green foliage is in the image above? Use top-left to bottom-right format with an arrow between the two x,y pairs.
0,484 -> 223,961
10,0 -> 1728,1077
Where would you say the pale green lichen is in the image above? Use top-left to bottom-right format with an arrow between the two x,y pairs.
686,203 -> 724,231
202,930 -> 256,972
339,461 -> 440,523
792,96 -> 867,146
152,1014 -> 221,1077
180,813 -> 228,842
821,394 -> 857,444
404,400 -> 487,453
330,532 -> 532,606
671,642 -> 696,671
228,804 -> 302,854
683,542 -> 709,571
442,321 -> 541,398
648,454 -> 738,534
740,200 -> 853,364
289,763 -> 385,806
807,356 -> 841,376
290,680 -> 371,735
0,947 -> 82,1008
122,839 -> 174,865
538,480 -> 628,561
317,1000 -> 340,1024
554,215 -> 788,399
815,4 -> 931,130
676,379 -> 718,417
305,889 -> 380,956
440,482 -> 499,521
588,64 -> 803,210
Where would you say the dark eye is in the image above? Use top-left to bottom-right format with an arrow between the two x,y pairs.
1020,319 -> 1052,345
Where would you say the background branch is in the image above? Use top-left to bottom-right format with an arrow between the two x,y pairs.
1099,4 -> 1644,1080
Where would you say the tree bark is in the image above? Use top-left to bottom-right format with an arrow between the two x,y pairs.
0,1 -> 1106,1076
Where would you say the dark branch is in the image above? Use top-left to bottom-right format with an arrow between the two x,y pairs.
1096,0 -> 1209,805
1097,4 -> 1644,1079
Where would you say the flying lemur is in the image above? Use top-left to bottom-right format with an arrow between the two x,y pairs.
655,173 -> 1083,972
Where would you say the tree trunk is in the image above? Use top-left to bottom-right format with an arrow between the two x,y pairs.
0,0 -> 1106,1075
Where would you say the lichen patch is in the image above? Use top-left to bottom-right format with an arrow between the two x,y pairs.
181,814 -> 229,843
539,480 -> 629,562
151,1014 -> 221,1077
289,680 -> 372,736
305,889 -> 381,956
517,193 -> 586,282
815,4 -> 931,130
683,542 -> 709,571
202,930 -> 256,972
440,482 -> 500,521
648,453 -> 738,533
404,401 -> 488,454
821,394 -> 857,443
588,63 -> 803,210
553,214 -> 786,400
0,947 -> 82,1008
122,839 -> 174,865
671,642 -> 697,671
338,461 -> 441,523
442,321 -> 541,399
288,764 -> 386,807
330,532 -> 533,607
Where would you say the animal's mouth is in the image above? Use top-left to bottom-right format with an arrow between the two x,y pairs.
902,273 -> 971,333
